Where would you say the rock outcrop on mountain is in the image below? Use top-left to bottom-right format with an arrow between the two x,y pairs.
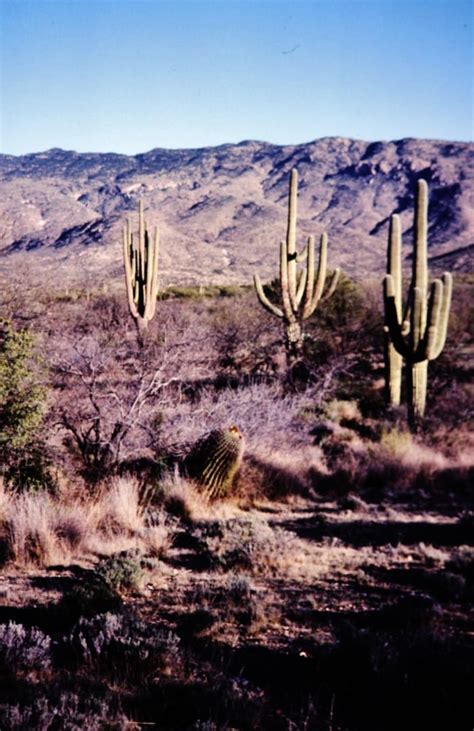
0,137 -> 472,288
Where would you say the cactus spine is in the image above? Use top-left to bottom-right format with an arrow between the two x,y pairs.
186,426 -> 244,499
254,169 -> 339,361
123,200 -> 160,334
383,179 -> 452,427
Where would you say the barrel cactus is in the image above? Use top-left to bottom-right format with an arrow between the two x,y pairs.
185,426 -> 244,499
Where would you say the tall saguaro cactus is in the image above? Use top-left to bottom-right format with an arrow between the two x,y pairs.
122,200 -> 160,335
383,179 -> 452,427
254,169 -> 340,360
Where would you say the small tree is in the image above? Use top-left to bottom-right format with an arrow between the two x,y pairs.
0,321 -> 52,490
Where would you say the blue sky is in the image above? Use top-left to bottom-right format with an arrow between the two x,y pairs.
0,0 -> 472,154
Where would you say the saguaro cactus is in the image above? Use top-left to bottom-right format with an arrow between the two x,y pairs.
385,215 -> 403,406
122,200 -> 160,334
185,426 -> 244,499
254,169 -> 339,360
383,179 -> 452,426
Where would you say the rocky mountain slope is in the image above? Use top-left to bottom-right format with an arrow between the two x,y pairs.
0,137 -> 472,288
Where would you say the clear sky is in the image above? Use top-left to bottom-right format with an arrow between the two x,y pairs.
0,0 -> 472,155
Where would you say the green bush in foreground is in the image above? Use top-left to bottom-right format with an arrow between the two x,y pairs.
0,321 -> 53,491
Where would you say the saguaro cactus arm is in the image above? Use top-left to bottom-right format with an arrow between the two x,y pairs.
143,227 -> 160,322
253,273 -> 284,318
430,272 -> 453,358
384,274 -> 411,358
321,268 -> 341,301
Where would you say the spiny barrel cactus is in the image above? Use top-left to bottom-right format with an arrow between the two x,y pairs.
122,200 -> 160,334
254,169 -> 339,361
185,426 -> 244,499
383,179 -> 452,426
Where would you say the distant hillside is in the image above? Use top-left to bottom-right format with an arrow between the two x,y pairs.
0,137 -> 472,288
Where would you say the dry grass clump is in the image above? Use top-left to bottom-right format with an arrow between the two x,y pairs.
2,490 -> 67,566
98,477 -> 145,534
234,445 -> 327,503
0,477 -> 175,568
316,425 -> 474,501
159,470 -> 241,522
141,512 -> 175,558
324,398 -> 362,424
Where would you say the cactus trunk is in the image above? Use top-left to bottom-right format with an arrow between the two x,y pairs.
385,339 -> 403,406
407,360 -> 428,427
385,215 -> 403,406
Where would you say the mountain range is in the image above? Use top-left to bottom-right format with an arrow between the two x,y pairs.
0,136 -> 472,290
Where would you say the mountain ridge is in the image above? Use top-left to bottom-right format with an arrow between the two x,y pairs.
1,136 -> 472,289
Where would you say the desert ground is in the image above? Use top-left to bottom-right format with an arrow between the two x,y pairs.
0,268 -> 472,730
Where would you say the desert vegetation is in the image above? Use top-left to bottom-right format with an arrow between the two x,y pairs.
0,172 -> 472,729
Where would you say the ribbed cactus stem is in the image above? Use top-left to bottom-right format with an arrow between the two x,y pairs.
414,179 -> 428,307
385,214 -> 403,405
382,179 -> 453,427
122,200 -> 160,335
253,274 -> 284,319
287,169 -> 298,310
253,168 -> 339,361
408,361 -> 428,423
431,272 -> 452,358
186,426 -> 244,499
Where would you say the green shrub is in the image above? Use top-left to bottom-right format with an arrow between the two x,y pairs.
0,321 -> 53,491
96,551 -> 144,593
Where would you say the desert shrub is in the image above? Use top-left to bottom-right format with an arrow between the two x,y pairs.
194,517 -> 299,575
53,332 -> 179,485
65,612 -> 181,678
95,551 -> 144,594
0,321 -> 53,491
63,577 -> 123,618
0,692 -> 132,731
0,622 -> 51,677
305,273 -> 380,353
210,292 -> 282,378
60,552 -> 144,618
